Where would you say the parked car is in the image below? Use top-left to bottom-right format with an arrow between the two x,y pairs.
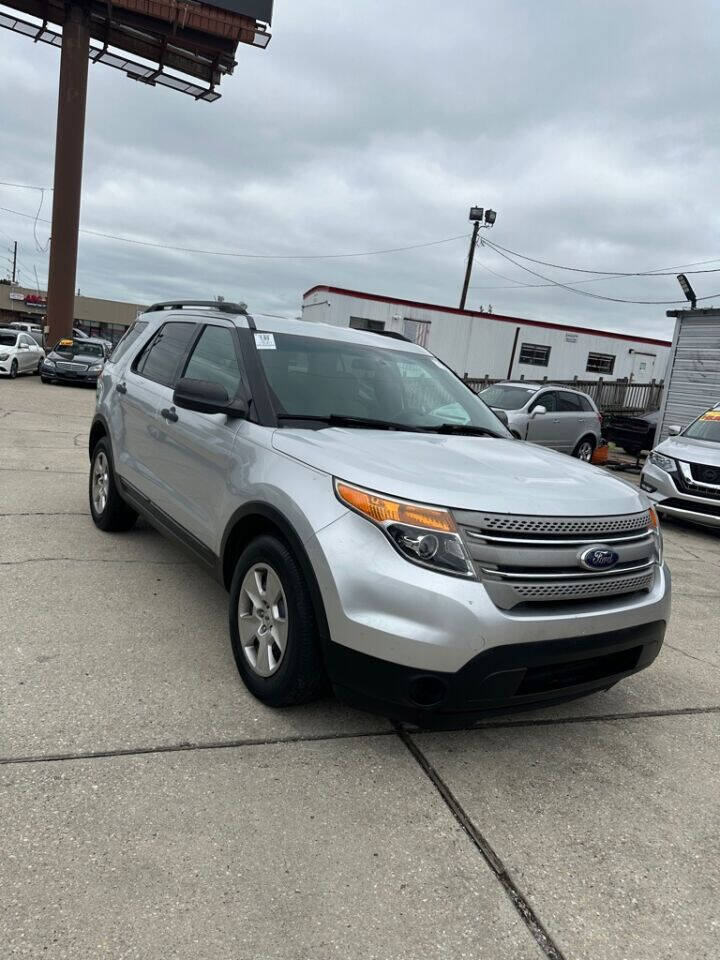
478,381 -> 602,460
0,327 -> 45,377
603,410 -> 659,457
641,403 -> 720,529
41,336 -> 106,386
72,327 -> 89,339
89,302 -> 669,724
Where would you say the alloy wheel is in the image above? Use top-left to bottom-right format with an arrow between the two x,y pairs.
577,441 -> 593,461
237,563 -> 289,677
91,451 -> 110,515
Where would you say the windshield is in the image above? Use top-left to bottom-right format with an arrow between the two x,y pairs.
682,409 -> 720,443
255,332 -> 509,434
0,331 -> 19,347
53,340 -> 104,359
479,384 -> 536,410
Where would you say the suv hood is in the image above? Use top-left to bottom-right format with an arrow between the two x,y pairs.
273,429 -> 646,516
656,435 -> 720,467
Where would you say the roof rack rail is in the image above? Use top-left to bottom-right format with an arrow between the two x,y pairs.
146,300 -> 248,315
372,330 -> 412,342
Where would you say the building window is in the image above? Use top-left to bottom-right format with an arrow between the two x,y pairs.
403,318 -> 431,347
518,342 -> 551,367
349,316 -> 385,332
586,352 -> 615,374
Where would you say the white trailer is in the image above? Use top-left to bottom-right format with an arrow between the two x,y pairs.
302,285 -> 671,384
657,308 -> 720,442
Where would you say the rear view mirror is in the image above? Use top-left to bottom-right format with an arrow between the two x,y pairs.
173,377 -> 248,418
530,405 -> 547,418
668,425 -> 681,436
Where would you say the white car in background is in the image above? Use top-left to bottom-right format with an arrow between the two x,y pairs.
0,327 -> 45,378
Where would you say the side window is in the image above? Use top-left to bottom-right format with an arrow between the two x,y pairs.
108,320 -> 148,364
133,322 -> 196,387
557,391 -> 583,412
182,325 -> 244,399
21,335 -> 33,348
577,395 -> 594,412
531,391 -> 557,412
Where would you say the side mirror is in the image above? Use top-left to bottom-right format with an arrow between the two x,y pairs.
494,409 -> 509,427
668,425 -> 681,436
173,377 -> 248,418
530,404 -> 547,418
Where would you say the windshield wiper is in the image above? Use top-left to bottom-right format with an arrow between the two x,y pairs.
429,423 -> 504,438
276,414 -> 426,431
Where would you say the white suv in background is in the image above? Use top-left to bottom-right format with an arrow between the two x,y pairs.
479,381 -> 603,460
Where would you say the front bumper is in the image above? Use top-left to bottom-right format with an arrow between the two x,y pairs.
41,366 -> 99,385
641,462 -> 720,530
308,510 -> 671,721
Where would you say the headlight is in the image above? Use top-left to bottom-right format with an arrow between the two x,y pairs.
43,358 -> 56,368
649,451 -> 676,473
649,506 -> 663,564
335,479 -> 475,578
88,363 -> 103,373
0,353 -> 9,361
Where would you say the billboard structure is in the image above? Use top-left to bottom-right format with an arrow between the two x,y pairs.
0,0 -> 273,343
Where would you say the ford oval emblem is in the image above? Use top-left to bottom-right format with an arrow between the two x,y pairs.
578,545 -> 620,571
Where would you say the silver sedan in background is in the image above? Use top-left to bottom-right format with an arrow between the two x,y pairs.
479,381 -> 603,460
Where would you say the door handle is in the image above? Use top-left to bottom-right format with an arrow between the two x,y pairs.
161,406 -> 178,423
116,382 -> 127,395
552,418 -> 560,423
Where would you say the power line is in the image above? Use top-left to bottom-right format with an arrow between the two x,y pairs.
0,180 -> 54,192
483,237 -> 720,277
0,204 -> 469,260
480,238 -> 720,305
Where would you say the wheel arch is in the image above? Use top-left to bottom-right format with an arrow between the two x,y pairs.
89,414 -> 110,460
221,503 -> 330,643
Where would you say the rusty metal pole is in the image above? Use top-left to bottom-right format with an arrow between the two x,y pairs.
46,5 -> 90,347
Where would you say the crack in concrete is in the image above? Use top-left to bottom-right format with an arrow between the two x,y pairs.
395,723 -> 567,960
665,643 -> 720,671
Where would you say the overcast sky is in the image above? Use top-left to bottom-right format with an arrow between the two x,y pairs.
1,0 -> 719,338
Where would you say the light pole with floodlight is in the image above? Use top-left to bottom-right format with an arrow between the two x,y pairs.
459,206 -> 497,310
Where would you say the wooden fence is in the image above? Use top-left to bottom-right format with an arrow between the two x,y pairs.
463,376 -> 665,414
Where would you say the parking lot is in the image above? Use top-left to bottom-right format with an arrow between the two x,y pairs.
2,375 -> 718,960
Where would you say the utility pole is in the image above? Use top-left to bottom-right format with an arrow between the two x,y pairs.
459,220 -> 480,311
11,241 -> 17,284
46,4 -> 90,347
459,206 -> 498,310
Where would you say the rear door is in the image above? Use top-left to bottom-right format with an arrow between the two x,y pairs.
556,390 -> 593,451
149,322 -> 248,548
19,335 -> 37,372
114,320 -> 198,504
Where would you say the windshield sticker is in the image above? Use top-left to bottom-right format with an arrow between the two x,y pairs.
700,410 -> 720,421
254,332 -> 276,350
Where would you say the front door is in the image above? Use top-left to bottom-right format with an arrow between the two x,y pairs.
525,391 -> 561,447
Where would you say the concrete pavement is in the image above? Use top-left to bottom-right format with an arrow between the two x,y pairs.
1,376 -> 718,959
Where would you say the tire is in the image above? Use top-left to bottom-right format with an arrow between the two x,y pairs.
40,377 -> 50,384
9,359 -> 17,379
229,534 -> 325,707
89,438 -> 137,532
573,436 -> 596,461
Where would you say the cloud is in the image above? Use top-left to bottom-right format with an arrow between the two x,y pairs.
1,0 -> 719,340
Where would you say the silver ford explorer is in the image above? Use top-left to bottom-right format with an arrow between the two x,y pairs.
89,301 -> 670,725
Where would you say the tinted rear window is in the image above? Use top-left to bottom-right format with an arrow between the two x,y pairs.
479,385 -> 535,410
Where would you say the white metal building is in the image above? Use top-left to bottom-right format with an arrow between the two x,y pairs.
657,308 -> 720,442
302,285 -> 671,383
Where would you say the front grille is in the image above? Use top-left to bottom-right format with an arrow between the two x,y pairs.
56,361 -> 87,372
464,511 -> 651,538
454,509 -> 656,610
689,461 -> 720,485
513,572 -> 655,602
